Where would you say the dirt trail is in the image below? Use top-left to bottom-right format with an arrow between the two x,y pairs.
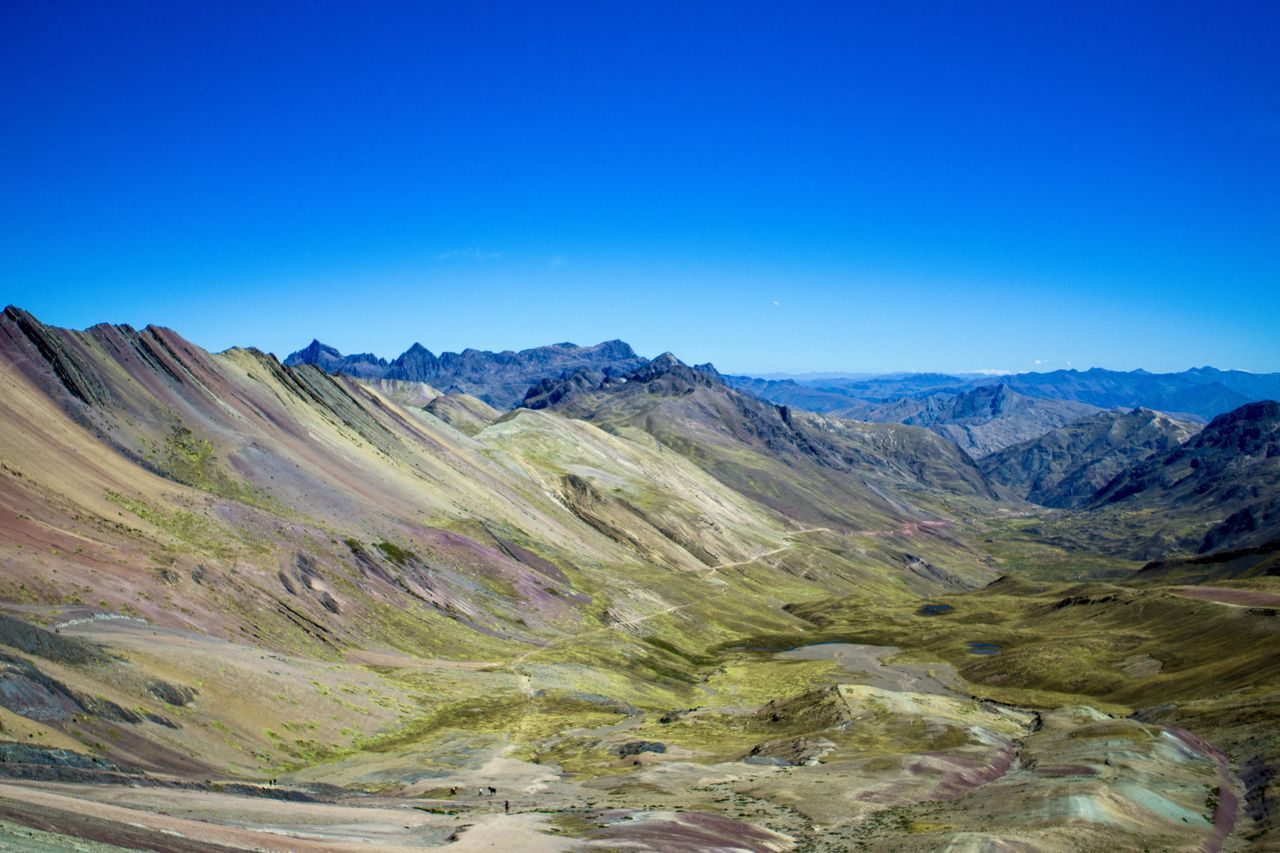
1164,726 -> 1242,853
445,812 -> 572,852
700,525 -> 829,579
510,604 -> 686,667
511,527 -> 830,668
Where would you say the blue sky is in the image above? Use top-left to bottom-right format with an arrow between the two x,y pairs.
2,1 -> 1277,374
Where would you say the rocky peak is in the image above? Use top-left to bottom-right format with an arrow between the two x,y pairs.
628,353 -> 719,390
596,339 -> 639,360
285,339 -> 341,365
387,343 -> 440,382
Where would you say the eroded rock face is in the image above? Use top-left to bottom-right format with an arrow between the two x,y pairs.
0,654 -> 175,728
0,613 -> 107,666
746,736 -> 836,766
147,680 -> 199,707
1087,400 -> 1280,553
0,659 -> 81,721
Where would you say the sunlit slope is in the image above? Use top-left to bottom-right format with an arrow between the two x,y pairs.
2,309 -> 814,653
0,307 -> 1020,782
0,308 -> 1006,649
0,306 -> 1272,850
526,355 -> 1007,586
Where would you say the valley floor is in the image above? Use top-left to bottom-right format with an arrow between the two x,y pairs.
0,578 -> 1273,853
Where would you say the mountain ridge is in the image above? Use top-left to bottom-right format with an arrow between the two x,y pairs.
284,336 -> 646,408
728,365 -> 1280,421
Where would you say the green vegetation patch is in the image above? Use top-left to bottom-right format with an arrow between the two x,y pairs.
152,424 -> 279,510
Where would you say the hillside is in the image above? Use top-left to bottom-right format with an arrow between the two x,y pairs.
980,407 -> 1200,508
524,354 -> 1004,534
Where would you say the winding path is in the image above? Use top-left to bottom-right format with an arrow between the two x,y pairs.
513,526 -> 832,668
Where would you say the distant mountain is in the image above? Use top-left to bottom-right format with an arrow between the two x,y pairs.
980,408 -> 1201,508
1090,400 -> 1280,552
977,367 -> 1272,421
284,339 -> 389,378
724,373 -> 969,411
285,338 -> 647,408
722,376 -> 880,414
859,384 -> 1100,459
729,367 -> 1280,423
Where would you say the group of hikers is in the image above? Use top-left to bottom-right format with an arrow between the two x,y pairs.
448,785 -> 510,813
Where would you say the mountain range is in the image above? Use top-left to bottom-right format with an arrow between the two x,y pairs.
0,305 -> 1278,850
284,337 -> 646,409
727,365 -> 1280,422
292,337 -> 1280,463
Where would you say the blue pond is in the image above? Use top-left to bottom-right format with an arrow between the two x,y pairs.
966,641 -> 1001,656
919,603 -> 953,616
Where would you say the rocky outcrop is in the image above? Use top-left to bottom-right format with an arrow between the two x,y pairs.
746,736 -> 836,766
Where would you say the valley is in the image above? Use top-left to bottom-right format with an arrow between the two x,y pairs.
0,308 -> 1277,851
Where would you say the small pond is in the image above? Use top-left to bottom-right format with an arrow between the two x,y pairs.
966,641 -> 1001,656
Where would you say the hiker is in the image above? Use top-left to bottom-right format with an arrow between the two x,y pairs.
478,788 -> 485,797
504,799 -> 510,814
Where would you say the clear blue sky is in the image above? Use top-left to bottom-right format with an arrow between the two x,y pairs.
2,1 -> 1277,374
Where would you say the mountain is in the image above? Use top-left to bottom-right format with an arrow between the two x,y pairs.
731,366 -> 1280,422
725,379 -> 1100,458
282,339 -> 389,378
978,367 -> 1266,421
423,391 -> 501,436
1090,400 -> 1280,552
285,337 -> 647,408
858,383 -> 1100,458
724,372 -> 969,411
4,306 -> 1280,850
0,307 -> 1009,785
721,376 -> 877,413
980,407 -> 1201,508
524,354 -> 1004,536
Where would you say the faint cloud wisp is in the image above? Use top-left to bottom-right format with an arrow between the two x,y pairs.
435,248 -> 503,262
